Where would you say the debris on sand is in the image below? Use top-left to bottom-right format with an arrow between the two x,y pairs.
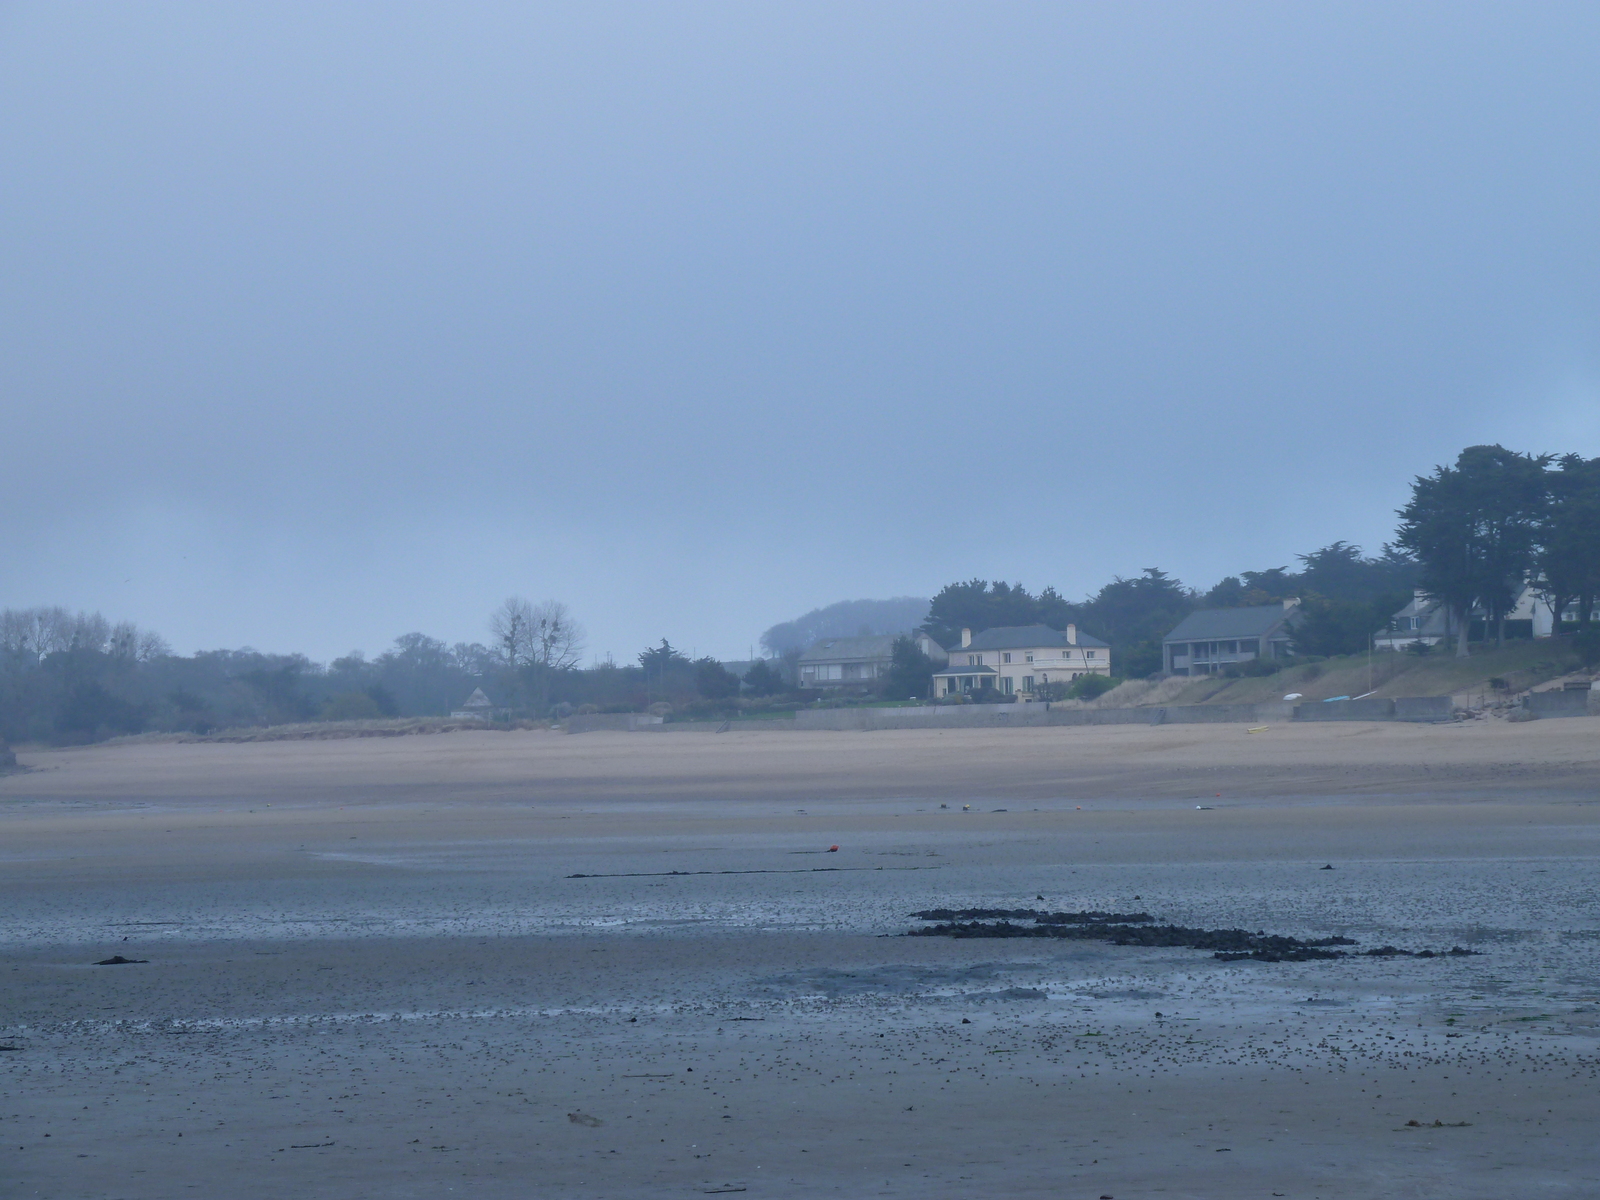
568,865 -> 937,879
1402,1119 -> 1472,1128
567,1112 -> 603,1127
910,908 -> 1152,924
905,909 -> 1480,962
93,955 -> 149,966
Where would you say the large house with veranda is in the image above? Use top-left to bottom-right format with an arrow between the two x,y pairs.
932,624 -> 1109,699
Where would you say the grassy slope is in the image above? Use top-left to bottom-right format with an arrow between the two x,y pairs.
1167,638 -> 1583,706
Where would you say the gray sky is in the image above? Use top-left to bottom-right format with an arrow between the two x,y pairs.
4,2 -> 1600,663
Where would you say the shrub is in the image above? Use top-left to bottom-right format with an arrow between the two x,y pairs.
1066,674 -> 1118,701
1239,657 -> 1281,677
322,691 -> 384,722
1576,630 -> 1600,668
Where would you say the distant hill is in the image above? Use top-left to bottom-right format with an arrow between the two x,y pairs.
760,597 -> 931,657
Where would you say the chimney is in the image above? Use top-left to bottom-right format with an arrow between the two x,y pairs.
960,627 -> 972,648
1066,623 -> 1077,645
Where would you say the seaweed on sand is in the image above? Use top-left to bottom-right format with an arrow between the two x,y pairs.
904,909 -> 1478,963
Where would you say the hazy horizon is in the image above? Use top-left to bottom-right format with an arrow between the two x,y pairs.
5,2 -> 1600,661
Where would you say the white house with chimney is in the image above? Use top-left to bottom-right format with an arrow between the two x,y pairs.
932,624 -> 1110,699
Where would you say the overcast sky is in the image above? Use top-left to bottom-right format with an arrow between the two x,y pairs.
4,2 -> 1600,663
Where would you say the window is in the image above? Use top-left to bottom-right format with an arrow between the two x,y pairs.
1022,676 -> 1034,692
1085,650 -> 1096,659
1061,650 -> 1069,658
1000,676 -> 1014,694
1025,652 -> 1034,663
1002,652 -> 1012,664
968,654 -> 981,666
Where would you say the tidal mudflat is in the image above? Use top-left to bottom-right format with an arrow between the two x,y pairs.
3,722 -> 1599,1198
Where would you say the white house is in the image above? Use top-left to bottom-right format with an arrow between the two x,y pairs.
932,624 -> 1109,699
1374,584 -> 1583,651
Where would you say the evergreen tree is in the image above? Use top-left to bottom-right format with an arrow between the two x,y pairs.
1536,454 -> 1600,634
884,635 -> 935,699
1396,445 -> 1550,655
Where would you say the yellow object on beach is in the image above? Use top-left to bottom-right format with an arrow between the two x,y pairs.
1246,726 -> 1269,733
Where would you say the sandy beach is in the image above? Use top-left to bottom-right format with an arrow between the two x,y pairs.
4,720 -> 1600,1198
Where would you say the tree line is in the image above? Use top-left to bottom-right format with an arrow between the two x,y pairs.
918,444 -> 1600,676
5,444 -> 1595,744
918,542 -> 1417,679
1396,445 -> 1600,656
0,596 -> 792,746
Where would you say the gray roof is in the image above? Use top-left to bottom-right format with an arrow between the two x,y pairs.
1380,593 -> 1450,636
933,663 -> 997,675
798,634 -> 899,662
460,687 -> 494,708
1163,604 -> 1297,643
955,624 -> 1108,652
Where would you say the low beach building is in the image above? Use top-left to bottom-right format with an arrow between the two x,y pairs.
449,687 -> 501,721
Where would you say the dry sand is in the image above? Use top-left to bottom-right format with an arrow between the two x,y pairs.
3,720 -> 1600,1198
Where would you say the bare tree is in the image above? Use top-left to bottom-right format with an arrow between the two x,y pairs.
488,598 -> 585,713
489,597 -> 535,668
528,600 -> 585,673
0,606 -> 163,663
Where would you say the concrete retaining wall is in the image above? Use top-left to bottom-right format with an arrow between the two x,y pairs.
1523,690 -> 1593,718
794,702 -> 1294,731
1294,698 -> 1396,721
562,713 -> 665,733
795,705 -> 1062,731
1160,704 -> 1270,724
1394,696 -> 1454,722
571,695 -> 1463,732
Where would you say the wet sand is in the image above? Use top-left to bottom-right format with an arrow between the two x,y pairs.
3,722 -> 1600,1198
